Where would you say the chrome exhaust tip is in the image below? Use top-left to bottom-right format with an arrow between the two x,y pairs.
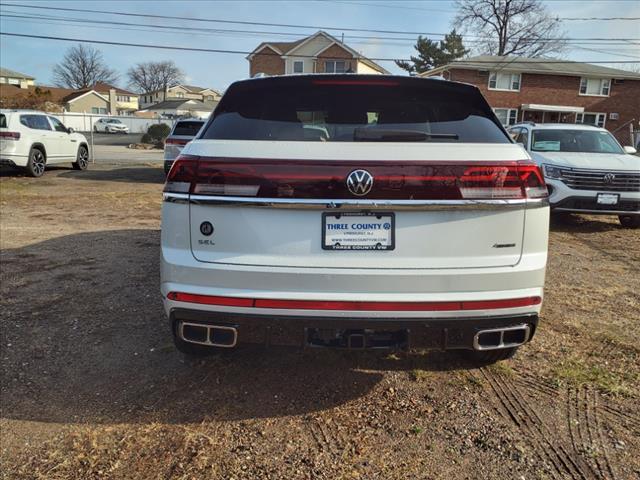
178,321 -> 238,348
473,324 -> 530,351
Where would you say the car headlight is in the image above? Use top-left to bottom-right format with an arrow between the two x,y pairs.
543,164 -> 562,179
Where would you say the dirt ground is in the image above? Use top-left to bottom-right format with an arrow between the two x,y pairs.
1,163 -> 638,480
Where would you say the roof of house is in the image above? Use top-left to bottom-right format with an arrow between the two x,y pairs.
248,31 -> 389,74
143,99 -> 218,112
180,85 -> 221,95
0,67 -> 35,80
0,84 -> 109,108
92,81 -> 137,96
420,55 -> 640,80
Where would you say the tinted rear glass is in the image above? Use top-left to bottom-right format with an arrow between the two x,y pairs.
201,76 -> 509,143
0,114 -> 6,128
173,121 -> 204,137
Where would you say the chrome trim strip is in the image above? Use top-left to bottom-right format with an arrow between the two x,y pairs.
554,207 -> 640,215
181,194 -> 548,210
163,192 -> 189,204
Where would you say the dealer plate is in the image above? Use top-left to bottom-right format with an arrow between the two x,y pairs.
322,212 -> 395,251
596,193 -> 619,205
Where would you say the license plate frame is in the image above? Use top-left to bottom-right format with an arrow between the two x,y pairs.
322,212 -> 395,251
596,193 -> 620,205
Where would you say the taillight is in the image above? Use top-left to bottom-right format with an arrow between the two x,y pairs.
163,156 -> 548,200
165,138 -> 189,146
0,131 -> 20,140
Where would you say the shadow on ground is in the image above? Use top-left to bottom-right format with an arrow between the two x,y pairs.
0,229 -> 473,426
549,212 -> 625,233
59,167 -> 165,184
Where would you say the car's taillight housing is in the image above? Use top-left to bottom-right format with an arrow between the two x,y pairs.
165,138 -> 190,146
0,131 -> 21,140
164,155 -> 547,200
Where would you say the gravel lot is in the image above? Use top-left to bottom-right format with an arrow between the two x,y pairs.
0,161 -> 638,480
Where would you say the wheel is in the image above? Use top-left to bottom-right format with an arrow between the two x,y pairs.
459,347 -> 518,365
619,215 -> 640,229
164,162 -> 172,175
25,147 -> 46,177
72,145 -> 89,170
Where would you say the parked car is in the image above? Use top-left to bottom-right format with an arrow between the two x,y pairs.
94,118 -> 129,134
508,123 -> 640,228
164,119 -> 205,174
161,75 -> 549,363
0,109 -> 89,177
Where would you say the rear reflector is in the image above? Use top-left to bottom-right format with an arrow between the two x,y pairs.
164,155 -> 547,200
0,131 -> 20,140
167,292 -> 541,311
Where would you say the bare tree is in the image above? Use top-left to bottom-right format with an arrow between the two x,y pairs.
52,44 -> 119,89
454,0 -> 567,57
127,61 -> 184,94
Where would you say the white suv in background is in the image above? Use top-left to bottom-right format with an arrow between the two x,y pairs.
164,119 -> 205,174
0,109 -> 89,177
161,75 -> 549,363
508,123 -> 639,228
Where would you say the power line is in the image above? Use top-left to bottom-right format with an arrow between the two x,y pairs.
2,11 -> 637,47
2,2 -> 639,41
2,32 -> 639,65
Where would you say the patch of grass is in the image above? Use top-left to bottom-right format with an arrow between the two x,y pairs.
552,358 -> 634,396
409,425 -> 423,435
410,369 -> 430,382
487,362 -> 515,377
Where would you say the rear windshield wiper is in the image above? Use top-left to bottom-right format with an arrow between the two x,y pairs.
353,128 -> 459,142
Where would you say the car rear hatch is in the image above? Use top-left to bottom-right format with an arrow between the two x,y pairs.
164,76 -> 546,269
165,121 -> 204,160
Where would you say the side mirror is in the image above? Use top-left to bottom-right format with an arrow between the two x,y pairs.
67,127 -> 74,134
623,146 -> 637,154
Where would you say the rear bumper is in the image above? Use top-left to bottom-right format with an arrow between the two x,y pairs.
170,308 -> 538,350
0,154 -> 28,167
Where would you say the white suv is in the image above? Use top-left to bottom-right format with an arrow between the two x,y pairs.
508,123 -> 640,228
161,75 -> 549,363
164,119 -> 205,174
0,109 -> 89,177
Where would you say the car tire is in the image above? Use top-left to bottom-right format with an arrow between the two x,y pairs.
25,147 -> 46,177
459,347 -> 518,365
164,162 -> 172,175
93,125 -> 98,132
618,215 -> 640,229
72,145 -> 89,171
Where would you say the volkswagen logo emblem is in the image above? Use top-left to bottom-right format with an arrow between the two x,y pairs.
603,173 -> 616,184
346,169 -> 374,196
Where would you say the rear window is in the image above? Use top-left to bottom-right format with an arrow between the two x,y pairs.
173,121 -> 204,137
201,76 -> 509,143
0,114 -> 6,128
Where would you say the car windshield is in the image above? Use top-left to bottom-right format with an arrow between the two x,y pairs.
201,76 -> 510,143
108,120 -> 123,124
531,129 -> 624,154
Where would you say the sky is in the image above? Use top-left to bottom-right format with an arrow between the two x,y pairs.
0,0 -> 639,93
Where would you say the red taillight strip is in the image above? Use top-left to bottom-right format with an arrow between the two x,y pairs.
0,131 -> 21,140
165,138 -> 189,145
167,292 -> 541,311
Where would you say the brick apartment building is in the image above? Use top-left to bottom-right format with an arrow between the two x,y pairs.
247,31 -> 388,77
420,56 -> 640,144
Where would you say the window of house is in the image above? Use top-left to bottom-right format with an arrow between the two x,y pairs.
579,78 -> 610,96
176,92 -> 184,98
206,95 -> 213,101
576,112 -> 606,128
325,60 -> 346,74
91,107 -> 108,114
488,72 -> 521,91
293,61 -> 304,73
493,108 -> 518,126
116,95 -> 130,102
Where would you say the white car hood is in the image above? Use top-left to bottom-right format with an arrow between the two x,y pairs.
531,151 -> 640,172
